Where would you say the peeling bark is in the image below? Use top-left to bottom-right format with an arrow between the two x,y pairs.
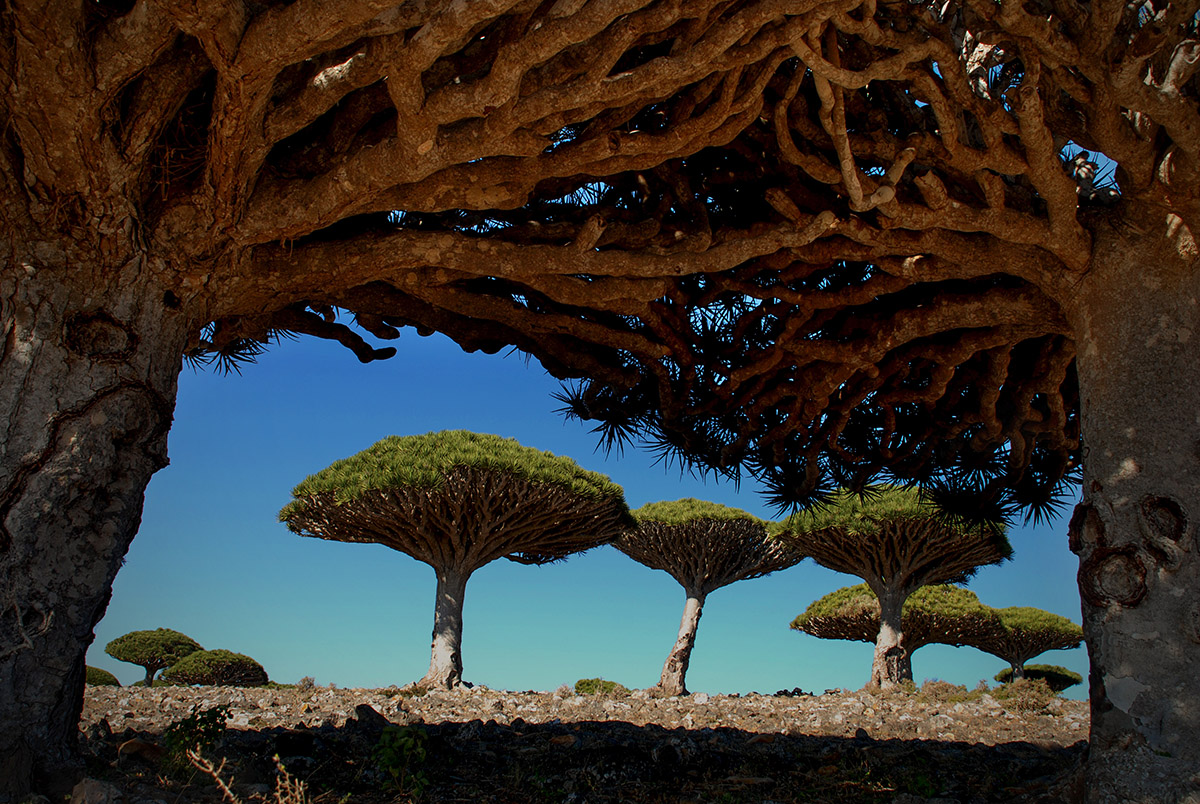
0,247 -> 186,795
869,589 -> 910,689
1067,213 -> 1200,803
659,588 -> 706,696
420,568 -> 469,690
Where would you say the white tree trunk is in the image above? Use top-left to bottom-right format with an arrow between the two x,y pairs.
659,588 -> 706,696
420,568 -> 469,689
1067,214 -> 1200,802
870,589 -> 910,689
0,253 -> 185,797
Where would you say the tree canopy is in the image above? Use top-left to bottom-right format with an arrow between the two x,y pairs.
969,606 -> 1083,674
792,584 -> 1000,651
283,429 -> 624,510
104,629 -> 204,687
776,485 -> 1011,590
632,497 -> 766,527
995,664 -> 1083,693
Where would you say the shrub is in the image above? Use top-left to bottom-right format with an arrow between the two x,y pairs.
163,705 -> 231,772
85,666 -> 120,686
162,649 -> 268,687
574,678 -> 628,696
916,679 -> 985,704
995,664 -> 1082,693
992,677 -> 1058,711
104,628 -> 203,686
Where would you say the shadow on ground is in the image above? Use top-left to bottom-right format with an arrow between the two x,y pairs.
86,713 -> 1086,803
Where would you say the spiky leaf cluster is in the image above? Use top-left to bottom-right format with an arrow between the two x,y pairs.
775,485 -> 1011,593
162,649 -> 268,687
994,664 -> 1083,693
282,432 -> 633,570
618,499 -> 803,594
792,584 -> 1001,649
104,629 -> 203,679
969,606 -> 1084,668
283,430 -> 624,511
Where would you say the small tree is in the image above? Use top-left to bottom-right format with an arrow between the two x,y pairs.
970,607 -> 1083,679
281,430 -> 633,689
104,629 -> 203,688
777,487 -> 1010,689
995,664 -> 1083,694
792,584 -> 1000,685
161,649 -> 268,687
616,499 -> 804,695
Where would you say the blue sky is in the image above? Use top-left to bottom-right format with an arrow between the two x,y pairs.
87,331 -> 1088,698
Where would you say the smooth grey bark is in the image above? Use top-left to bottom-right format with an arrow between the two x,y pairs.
420,568 -> 470,689
659,587 -> 706,696
0,251 -> 186,797
1010,662 -> 1026,681
1066,213 -> 1200,803
869,587 -> 910,689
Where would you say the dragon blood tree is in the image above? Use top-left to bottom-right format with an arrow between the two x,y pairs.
104,629 -> 202,688
280,431 -> 632,689
792,584 -> 1001,684
616,498 -> 804,695
776,487 -> 1010,688
7,1 -> 1200,797
968,606 -> 1083,680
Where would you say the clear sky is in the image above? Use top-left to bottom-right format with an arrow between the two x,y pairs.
87,330 -> 1088,698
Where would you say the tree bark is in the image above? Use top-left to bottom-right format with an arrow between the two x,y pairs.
659,587 -> 706,696
1010,662 -> 1025,681
869,588 -> 910,689
420,568 -> 470,689
0,249 -> 186,797
1066,212 -> 1200,803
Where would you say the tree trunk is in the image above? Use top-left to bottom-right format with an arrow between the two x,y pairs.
144,667 -> 156,688
870,589 -> 910,689
1010,662 -> 1025,681
0,251 -> 186,797
420,568 -> 470,689
659,587 -> 706,696
1066,214 -> 1200,803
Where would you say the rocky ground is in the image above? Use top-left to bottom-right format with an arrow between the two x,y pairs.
77,681 -> 1089,803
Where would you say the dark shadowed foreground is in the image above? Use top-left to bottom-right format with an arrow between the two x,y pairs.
82,683 -> 1087,803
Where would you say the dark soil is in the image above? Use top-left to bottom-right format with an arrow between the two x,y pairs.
79,682 -> 1088,803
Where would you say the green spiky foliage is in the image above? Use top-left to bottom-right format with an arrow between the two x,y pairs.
161,649 -> 268,687
282,430 -> 624,517
969,606 -> 1083,673
995,664 -> 1083,693
632,498 -> 765,527
85,667 -> 120,687
104,629 -> 203,687
792,584 -> 1001,650
779,485 -> 1009,557
574,678 -> 629,696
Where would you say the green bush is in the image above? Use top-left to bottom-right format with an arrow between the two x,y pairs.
162,649 -> 268,687
995,664 -> 1082,692
992,677 -> 1058,711
163,705 -> 231,772
104,628 -> 203,686
85,666 -> 120,686
574,678 -> 628,696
